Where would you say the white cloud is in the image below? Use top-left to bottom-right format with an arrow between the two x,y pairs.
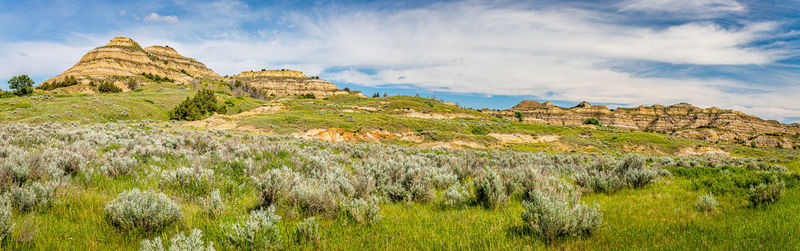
2,1 -> 799,122
619,0 -> 745,16
143,12 -> 178,23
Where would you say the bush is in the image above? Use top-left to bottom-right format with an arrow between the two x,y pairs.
442,183 -> 471,208
98,81 -> 122,93
101,154 -> 138,177
695,193 -> 718,213
617,154 -> 658,188
105,189 -> 182,232
343,197 -> 382,225
141,73 -> 173,83
299,93 -> 316,99
204,189 -> 224,217
574,160 -> 625,194
474,169 -> 508,209
294,217 -> 320,244
0,194 -> 12,242
521,190 -> 602,243
169,89 -> 226,121
583,117 -> 601,126
168,229 -> 215,251
140,229 -> 215,251
253,168 -> 295,207
127,79 -> 139,90
225,206 -> 281,248
515,111 -> 524,122
11,181 -> 55,211
748,176 -> 785,207
38,76 -> 79,91
470,126 -> 489,135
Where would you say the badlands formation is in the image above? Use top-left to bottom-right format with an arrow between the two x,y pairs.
44,37 -> 220,85
485,100 -> 800,148
227,70 -> 351,98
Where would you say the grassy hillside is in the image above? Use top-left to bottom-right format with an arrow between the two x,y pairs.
0,82 -> 265,123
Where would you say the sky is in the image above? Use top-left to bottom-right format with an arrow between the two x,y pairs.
1,0 -> 799,122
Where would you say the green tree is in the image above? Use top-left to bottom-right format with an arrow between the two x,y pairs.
169,89 -> 226,121
169,97 -> 202,121
8,74 -> 34,96
514,112 -> 524,122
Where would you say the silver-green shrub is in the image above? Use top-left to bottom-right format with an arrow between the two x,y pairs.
101,153 -> 138,177
474,169 -> 508,209
616,154 -> 658,188
253,167 -> 296,207
105,189 -> 182,232
442,183 -> 470,208
521,190 -> 602,243
168,229 -> 215,251
140,237 -> 164,251
11,181 -> 55,211
0,194 -> 13,242
695,193 -> 718,213
343,197 -> 382,225
225,206 -> 282,248
748,176 -> 786,207
204,189 -> 224,218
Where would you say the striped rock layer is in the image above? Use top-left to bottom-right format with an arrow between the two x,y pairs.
43,37 -> 220,85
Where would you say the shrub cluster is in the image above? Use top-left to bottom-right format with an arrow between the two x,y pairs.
474,169 -> 508,209
748,176 -> 785,207
521,188 -> 602,243
98,81 -> 122,93
38,76 -> 79,91
575,154 -> 660,193
160,167 -> 215,195
105,189 -> 182,233
140,229 -> 215,251
225,206 -> 281,248
343,197 -> 382,225
0,194 -> 12,242
141,73 -> 173,83
169,89 -> 227,121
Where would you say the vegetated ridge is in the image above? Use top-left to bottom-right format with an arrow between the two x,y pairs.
226,69 -> 355,98
485,100 -> 800,148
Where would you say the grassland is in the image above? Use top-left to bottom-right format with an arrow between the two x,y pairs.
0,83 -> 798,250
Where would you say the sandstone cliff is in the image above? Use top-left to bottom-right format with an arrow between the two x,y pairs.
486,100 -> 800,148
228,70 -> 351,98
42,37 -> 220,86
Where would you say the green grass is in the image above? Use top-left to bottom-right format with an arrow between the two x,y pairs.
0,82 -> 264,123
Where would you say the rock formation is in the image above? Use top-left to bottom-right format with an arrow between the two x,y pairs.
487,100 -> 800,148
42,37 -> 220,86
227,70 -> 351,98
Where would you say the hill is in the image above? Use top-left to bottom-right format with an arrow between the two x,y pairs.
41,37 -> 220,90
485,100 -> 800,149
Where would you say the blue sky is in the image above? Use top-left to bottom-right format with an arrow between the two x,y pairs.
1,0 -> 800,122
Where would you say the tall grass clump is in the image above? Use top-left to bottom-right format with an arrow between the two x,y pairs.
105,189 -> 182,233
748,176 -> 785,207
203,189 -> 224,218
521,190 -> 602,243
225,206 -> 281,248
160,167 -> 215,195
294,217 -> 320,244
474,169 -> 508,209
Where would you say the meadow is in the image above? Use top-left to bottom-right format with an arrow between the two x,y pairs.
0,122 -> 796,250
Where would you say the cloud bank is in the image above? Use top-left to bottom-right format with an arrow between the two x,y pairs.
1,0 -> 799,122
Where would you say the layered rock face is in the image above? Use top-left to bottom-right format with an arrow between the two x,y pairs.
487,100 -> 799,148
229,70 -> 350,97
42,37 -> 220,85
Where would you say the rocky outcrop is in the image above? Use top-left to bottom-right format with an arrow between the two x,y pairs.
42,37 -> 220,86
228,70 -> 351,98
487,101 -> 800,148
